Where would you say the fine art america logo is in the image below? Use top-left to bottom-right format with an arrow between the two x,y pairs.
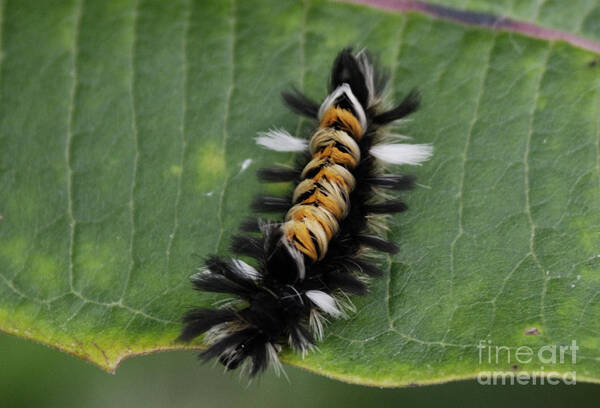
477,339 -> 578,385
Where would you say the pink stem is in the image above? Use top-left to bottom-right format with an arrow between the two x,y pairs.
340,0 -> 600,54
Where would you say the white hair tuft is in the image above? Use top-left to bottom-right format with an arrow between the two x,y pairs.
370,143 -> 433,166
256,128 -> 308,152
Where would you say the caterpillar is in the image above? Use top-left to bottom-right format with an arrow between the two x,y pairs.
178,48 -> 432,377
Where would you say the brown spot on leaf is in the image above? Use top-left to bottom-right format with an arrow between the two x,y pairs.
524,327 -> 540,335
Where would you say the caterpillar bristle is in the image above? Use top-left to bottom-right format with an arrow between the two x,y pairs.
178,47 -> 433,377
257,167 -> 300,182
368,174 -> 416,190
250,196 -> 291,213
230,235 -> 264,259
239,217 -> 262,232
364,200 -> 408,214
323,270 -> 368,295
330,47 -> 369,108
356,234 -> 400,254
352,258 -> 385,277
373,88 -> 421,125
177,308 -> 238,343
281,87 -> 320,119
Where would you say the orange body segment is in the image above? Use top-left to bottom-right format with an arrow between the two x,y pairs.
282,106 -> 364,261
319,106 -> 363,140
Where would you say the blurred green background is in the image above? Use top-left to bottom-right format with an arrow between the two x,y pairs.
2,333 -> 599,407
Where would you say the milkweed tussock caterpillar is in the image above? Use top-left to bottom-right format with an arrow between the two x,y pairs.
178,48 -> 433,377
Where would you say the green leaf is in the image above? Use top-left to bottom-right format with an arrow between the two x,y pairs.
1,0 -> 599,386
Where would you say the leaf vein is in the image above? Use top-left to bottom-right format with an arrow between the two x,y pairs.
66,0 -> 83,294
448,34 -> 497,309
385,13 -> 408,330
596,64 -> 600,190
166,0 -> 191,273
442,34 -> 497,345
120,0 -> 140,301
214,0 -> 237,253
532,0 -> 546,21
529,44 -> 553,329
71,290 -> 174,325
